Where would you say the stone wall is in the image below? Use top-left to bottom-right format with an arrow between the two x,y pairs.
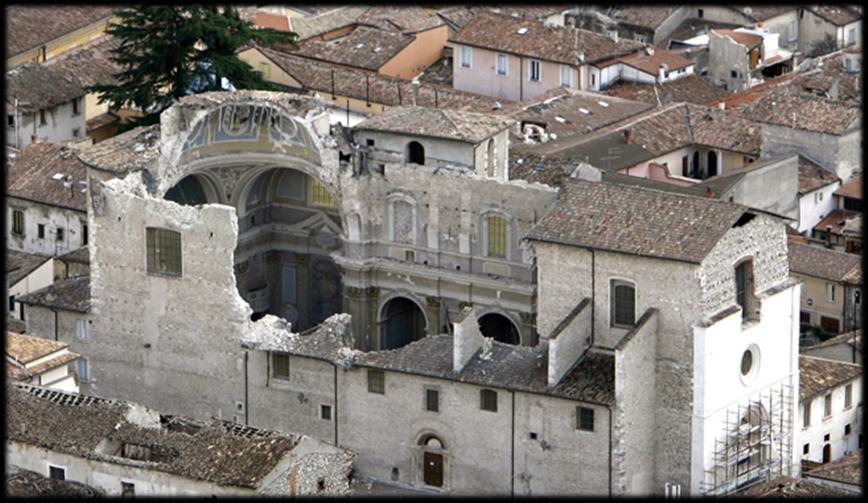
6,197 -> 86,256
761,123 -> 861,182
613,310 -> 658,495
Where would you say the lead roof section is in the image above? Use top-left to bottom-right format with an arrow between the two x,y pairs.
526,178 -> 751,264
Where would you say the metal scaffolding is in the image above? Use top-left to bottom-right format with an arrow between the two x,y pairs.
700,381 -> 795,496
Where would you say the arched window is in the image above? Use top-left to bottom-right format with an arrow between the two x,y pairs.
406,141 -> 425,165
380,297 -> 426,350
486,139 -> 496,177
610,280 -> 636,327
276,169 -> 305,200
478,312 -> 520,344
707,150 -> 718,177
486,214 -> 508,258
246,172 -> 268,208
165,176 -> 208,206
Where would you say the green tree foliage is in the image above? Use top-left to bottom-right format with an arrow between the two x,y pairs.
89,6 -> 298,127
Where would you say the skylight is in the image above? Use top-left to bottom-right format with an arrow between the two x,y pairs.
517,27 -> 528,35
598,101 -> 609,107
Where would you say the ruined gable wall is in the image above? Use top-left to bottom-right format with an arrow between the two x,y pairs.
87,173 -> 251,421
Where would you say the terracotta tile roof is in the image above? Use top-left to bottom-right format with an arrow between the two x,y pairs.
604,74 -> 731,107
5,466 -> 103,497
526,178 -> 752,263
616,49 -> 693,75
6,250 -> 52,286
6,331 -> 69,365
814,209 -> 860,237
356,6 -> 445,33
260,46 -> 513,113
289,25 -> 415,71
808,5 -> 861,26
512,90 -> 654,143
6,61 -> 85,113
7,142 -> 88,212
737,85 -> 861,135
251,11 -> 289,31
788,241 -> 861,282
611,6 -> 681,29
730,6 -> 796,22
712,29 -> 763,48
251,314 -> 614,404
5,5 -> 117,59
736,476 -> 852,497
58,246 -> 90,265
6,383 -> 326,490
26,351 -> 81,377
799,355 -> 862,401
354,106 -> 514,143
803,329 -> 862,352
43,34 -> 121,88
85,111 -> 121,132
18,275 -> 91,314
6,317 -> 26,334
798,156 -> 840,194
76,124 -> 161,174
437,5 -> 569,32
834,172 -> 862,200
286,6 -> 370,40
450,12 -> 643,65
418,56 -> 452,87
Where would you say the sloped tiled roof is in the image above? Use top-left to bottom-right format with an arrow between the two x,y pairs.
289,25 -> 415,71
5,5 -> 117,59
729,6 -> 795,22
260,46 -> 513,113
803,329 -> 861,352
611,6 -> 681,29
834,172 -> 862,200
6,332 -> 69,365
76,124 -> 161,173
808,5 -> 861,26
712,28 -> 763,48
286,6 -> 370,40
788,241 -> 861,282
736,85 -> 861,135
6,383 -> 315,490
604,74 -> 731,107
18,275 -> 91,314
5,466 -> 103,497
356,6 -> 445,33
798,156 -> 840,194
526,178 -> 752,263
7,142 -> 88,212
614,49 -> 693,75
354,106 -> 514,143
43,35 -> 121,88
798,355 -> 861,401
6,62 -> 85,112
450,12 -> 643,65
7,250 -> 52,287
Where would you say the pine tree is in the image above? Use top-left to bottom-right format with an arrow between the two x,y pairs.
89,6 -> 298,128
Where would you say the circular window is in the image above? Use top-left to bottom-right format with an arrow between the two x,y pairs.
739,344 -> 760,385
740,350 -> 753,376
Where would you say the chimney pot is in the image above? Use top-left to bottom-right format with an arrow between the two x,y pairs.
623,129 -> 631,143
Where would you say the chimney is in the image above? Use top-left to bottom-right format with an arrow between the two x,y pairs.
645,46 -> 655,56
623,128 -> 631,143
706,187 -> 714,198
411,80 -> 421,106
658,63 -> 668,81
718,101 -> 726,110
452,306 -> 484,372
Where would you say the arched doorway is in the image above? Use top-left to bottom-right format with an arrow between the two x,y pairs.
822,444 -> 831,463
478,312 -> 520,344
707,150 -> 718,177
380,296 -> 426,350
418,434 -> 446,488
691,151 -> 700,179
406,141 -> 425,165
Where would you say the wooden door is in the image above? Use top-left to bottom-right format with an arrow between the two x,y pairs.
822,444 -> 831,463
423,452 -> 443,487
821,316 -> 840,334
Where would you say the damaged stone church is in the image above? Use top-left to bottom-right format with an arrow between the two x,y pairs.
23,90 -> 802,496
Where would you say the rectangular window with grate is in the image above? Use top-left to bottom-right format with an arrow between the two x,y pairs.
845,383 -> 852,408
804,400 -> 811,427
824,393 -> 832,418
48,465 -> 66,480
480,389 -> 498,412
577,406 -> 595,431
528,59 -> 541,82
56,227 -> 65,242
272,353 -> 289,380
82,223 -> 88,245
487,215 -> 507,258
311,178 -> 337,208
12,209 -> 24,235
611,280 -> 636,327
368,369 -> 385,394
496,53 -> 508,75
426,389 -> 439,412
321,404 -> 332,420
146,227 -> 182,277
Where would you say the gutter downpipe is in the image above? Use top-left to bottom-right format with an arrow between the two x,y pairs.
511,390 -> 516,496
334,364 -> 339,445
609,406 -> 613,497
244,350 -> 249,425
